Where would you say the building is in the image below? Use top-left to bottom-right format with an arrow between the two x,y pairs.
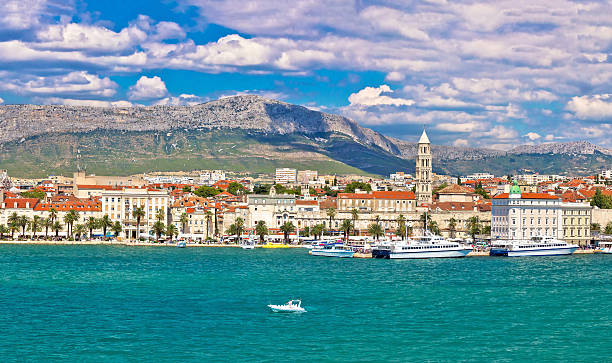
101,188 -> 170,240
275,168 -> 297,184
199,170 -> 226,185
336,190 -> 417,232
491,181 -> 591,245
73,172 -> 145,188
415,129 -> 432,204
297,170 -> 318,184
436,184 -> 477,203
247,193 -> 297,229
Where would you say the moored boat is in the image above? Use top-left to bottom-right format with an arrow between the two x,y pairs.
490,236 -> 578,257
310,243 -> 355,258
595,241 -> 612,254
267,299 -> 306,313
374,233 -> 472,259
176,241 -> 187,248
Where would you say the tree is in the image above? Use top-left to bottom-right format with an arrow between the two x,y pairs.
182,185 -> 192,193
99,215 -> 113,238
73,224 -> 87,241
344,181 -> 372,193
0,225 -> 8,239
591,223 -> 601,233
8,212 -> 19,239
482,225 -> 491,235
63,209 -> 79,238
42,217 -> 53,239
280,221 -> 295,244
428,220 -> 441,235
311,224 -> 326,240
166,224 -> 178,241
448,217 -> 457,238
86,216 -> 98,240
228,217 -> 245,243
255,221 -> 268,243
156,209 -> 165,222
420,213 -> 428,230
20,189 -> 46,200
152,220 -> 166,241
194,185 -> 222,198
52,221 -> 62,238
48,208 -> 58,224
253,184 -> 271,194
368,223 -> 384,240
340,219 -> 353,242
457,177 -> 462,185
227,182 -> 246,196
300,226 -> 311,237
351,208 -> 359,235
18,215 -> 29,237
467,216 -> 481,240
29,215 -> 42,238
179,213 -> 189,235
396,214 -> 407,239
111,221 -> 122,238
132,207 -> 145,240
605,222 -> 612,235
591,188 -> 612,209
326,208 -> 336,230
474,182 -> 490,199
205,210 -> 213,239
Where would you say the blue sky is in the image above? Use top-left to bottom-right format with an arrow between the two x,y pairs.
0,0 -> 611,149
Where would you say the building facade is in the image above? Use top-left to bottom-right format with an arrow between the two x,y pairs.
415,129 -> 432,204
275,168 -> 297,184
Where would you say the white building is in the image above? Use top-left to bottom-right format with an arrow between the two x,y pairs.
101,188 -> 170,240
247,194 -> 297,229
297,170 -> 318,184
275,168 -> 297,184
600,169 -> 612,180
415,129 -> 432,204
199,170 -> 226,185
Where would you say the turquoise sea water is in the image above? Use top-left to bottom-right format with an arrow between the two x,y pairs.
0,246 -> 610,362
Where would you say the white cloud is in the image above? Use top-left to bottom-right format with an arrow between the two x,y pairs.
42,97 -> 133,107
35,22 -> 147,52
385,72 -> 405,82
0,71 -> 117,97
453,138 -> 469,147
566,94 -> 612,119
348,85 -> 414,107
128,76 -> 168,100
154,94 -> 204,106
437,121 -> 484,133
525,132 -> 541,140
0,97 -> 4,104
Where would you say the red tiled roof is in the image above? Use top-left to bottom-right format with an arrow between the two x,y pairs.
2,198 -> 40,209
493,193 -> 560,200
437,184 -> 475,194
338,191 -> 415,200
296,200 -> 318,205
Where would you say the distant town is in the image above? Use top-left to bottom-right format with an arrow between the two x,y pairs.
1,129 -> 611,249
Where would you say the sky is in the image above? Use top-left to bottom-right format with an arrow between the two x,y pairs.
0,0 -> 611,150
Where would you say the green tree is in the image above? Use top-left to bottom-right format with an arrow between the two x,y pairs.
326,208 -> 336,230
64,209 -> 80,238
253,184 -> 271,194
482,225 -> 491,235
227,182 -> 246,196
605,222 -> 612,235
591,188 -> 612,209
350,208 -> 359,235
474,182 -> 490,199
467,216 -> 482,240
340,219 -> 353,242
52,221 -> 63,237
179,213 -> 189,235
132,207 -> 146,240
156,209 -> 165,222
193,185 -> 222,198
280,221 -> 295,244
86,216 -> 98,240
368,223 -> 384,241
166,224 -> 178,241
8,212 -> 19,239
420,213 -> 428,230
99,215 -> 113,238
20,189 -> 46,200
182,185 -> 192,193
428,220 -> 441,235
42,217 -> 53,239
48,208 -> 58,224
230,217 -> 245,243
18,215 -> 29,237
311,224 -> 326,240
29,215 -> 42,238
153,220 -> 166,241
344,181 -> 372,193
591,223 -> 601,233
111,221 -> 122,238
73,224 -> 87,241
0,225 -> 8,239
255,221 -> 268,243
448,217 -> 457,238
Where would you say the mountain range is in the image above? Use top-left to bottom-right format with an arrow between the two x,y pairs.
0,95 -> 609,178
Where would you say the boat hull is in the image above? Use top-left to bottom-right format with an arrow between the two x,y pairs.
310,250 -> 355,258
507,246 -> 578,257
262,244 -> 291,249
389,248 -> 472,259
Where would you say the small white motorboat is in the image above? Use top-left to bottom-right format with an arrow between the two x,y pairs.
267,299 -> 306,313
241,244 -> 255,250
176,241 -> 187,248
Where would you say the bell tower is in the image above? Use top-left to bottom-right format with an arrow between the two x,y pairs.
416,129 -> 432,204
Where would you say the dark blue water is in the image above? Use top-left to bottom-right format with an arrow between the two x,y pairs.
0,246 -> 610,362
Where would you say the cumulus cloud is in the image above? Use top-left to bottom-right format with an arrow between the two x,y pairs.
525,132 -> 541,140
566,94 -> 612,119
128,76 -> 168,100
348,85 -> 414,107
154,94 -> 204,106
42,97 -> 133,107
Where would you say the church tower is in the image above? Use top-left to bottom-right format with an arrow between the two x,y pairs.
416,129 -> 432,204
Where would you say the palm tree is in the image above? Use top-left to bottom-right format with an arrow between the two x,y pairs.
340,219 -> 353,242
448,217 -> 457,238
205,210 -> 213,240
132,206 -> 145,240
52,221 -> 62,238
42,217 -> 53,239
396,214 -> 406,240
428,220 -> 441,235
18,215 -> 29,237
48,208 -> 58,224
152,220 -> 165,241
232,217 -> 244,243
99,215 -> 113,239
280,221 -> 295,244
311,224 -> 322,240
368,223 -> 384,241
29,215 -> 42,238
8,212 -> 19,239
179,212 -> 189,235
73,224 -> 87,241
255,221 -> 268,243
467,216 -> 481,241
111,221 -> 122,238
166,224 -> 178,241
420,212 -> 428,231
86,216 -> 98,240
63,209 -> 79,238
350,208 -> 359,235
156,208 -> 165,222
326,207 -> 336,231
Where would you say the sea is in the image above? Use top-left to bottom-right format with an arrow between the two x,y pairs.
0,245 -> 610,362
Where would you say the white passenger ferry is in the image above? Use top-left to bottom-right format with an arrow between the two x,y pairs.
490,236 -> 578,257
310,243 -> 355,258
373,233 -> 472,259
